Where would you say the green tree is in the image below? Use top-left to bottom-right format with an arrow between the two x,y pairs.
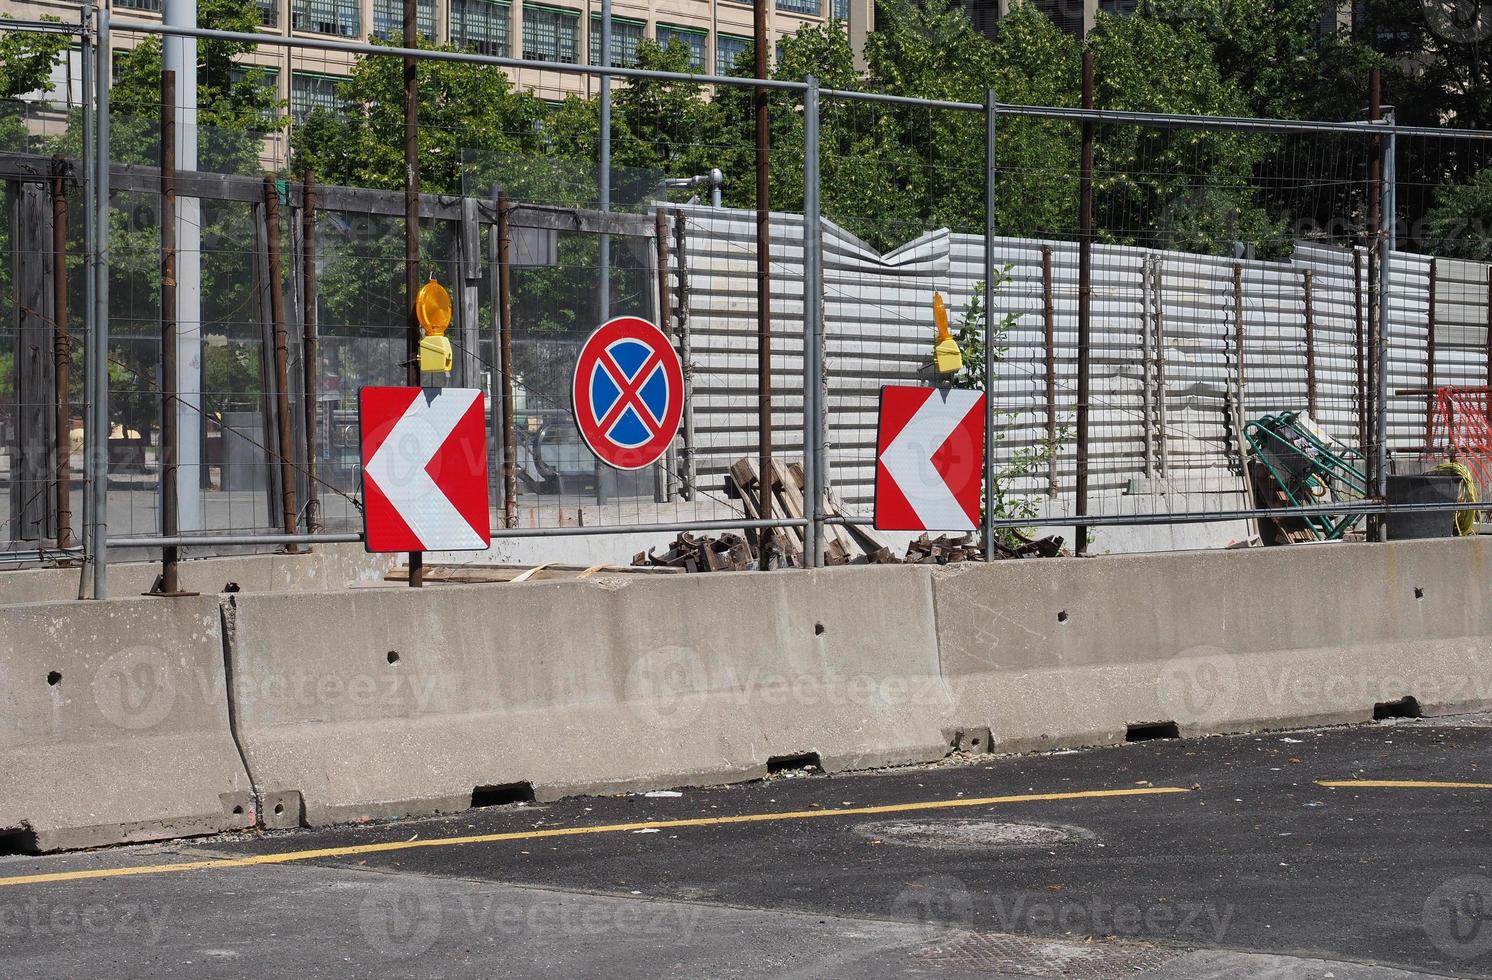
1425,168 -> 1492,260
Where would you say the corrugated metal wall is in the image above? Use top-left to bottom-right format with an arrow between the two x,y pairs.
676,205 -> 1492,516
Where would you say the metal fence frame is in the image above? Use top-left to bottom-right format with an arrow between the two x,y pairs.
4,9 -> 1492,598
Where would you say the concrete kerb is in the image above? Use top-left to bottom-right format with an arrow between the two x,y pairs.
221,565 -> 955,828
932,537 -> 1492,752
0,594 -> 254,852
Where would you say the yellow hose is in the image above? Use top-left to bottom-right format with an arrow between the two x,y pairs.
1428,461 -> 1478,535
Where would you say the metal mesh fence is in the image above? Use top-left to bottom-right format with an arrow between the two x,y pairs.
3,12 -> 1492,586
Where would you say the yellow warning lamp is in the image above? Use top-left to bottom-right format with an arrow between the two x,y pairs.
932,292 -> 963,375
416,277 -> 454,374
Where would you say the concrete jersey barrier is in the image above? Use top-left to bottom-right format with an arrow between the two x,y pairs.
0,595 -> 254,851
933,536 -> 1492,751
222,565 -> 952,827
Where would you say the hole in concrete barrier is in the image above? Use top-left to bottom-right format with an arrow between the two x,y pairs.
1414,587 -> 1425,601
386,651 -> 400,665
0,828 -> 37,856
46,671 -> 61,687
1057,610 -> 1069,624
1374,696 -> 1422,721
767,752 -> 822,775
471,782 -> 535,808
231,805 -> 244,816
815,622 -> 826,636
273,802 -> 285,817
1126,721 -> 1180,742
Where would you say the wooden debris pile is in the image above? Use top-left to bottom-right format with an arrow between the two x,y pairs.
632,531 -> 755,573
634,458 -> 1063,572
903,531 -> 1065,564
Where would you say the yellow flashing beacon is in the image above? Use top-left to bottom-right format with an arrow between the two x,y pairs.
416,277 -> 454,374
932,292 -> 963,375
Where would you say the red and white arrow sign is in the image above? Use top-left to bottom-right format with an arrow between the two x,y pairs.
874,386 -> 986,532
360,386 -> 491,552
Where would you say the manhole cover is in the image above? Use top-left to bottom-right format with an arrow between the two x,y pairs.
910,931 -> 1182,978
853,818 -> 1095,850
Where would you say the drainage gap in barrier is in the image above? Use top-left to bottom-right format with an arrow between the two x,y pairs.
471,782 -> 535,808
767,752 -> 822,775
1126,722 -> 1180,742
1374,696 -> 1422,721
0,827 -> 37,856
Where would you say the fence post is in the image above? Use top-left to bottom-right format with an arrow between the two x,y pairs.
302,170 -> 320,532
803,76 -> 822,569
497,192 -> 517,530
77,5 -> 95,597
1354,248 -> 1366,451
89,3 -> 110,598
674,211 -> 696,500
654,206 -> 674,503
403,0 -> 423,586
1074,50 -> 1094,555
51,157 -> 72,551
982,89 -> 997,561
158,71 -> 180,593
263,175 -> 300,550
1374,108 -> 1395,542
1044,244 -> 1057,497
753,0 -> 774,570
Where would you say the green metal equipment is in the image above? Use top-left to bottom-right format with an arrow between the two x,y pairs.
1243,411 -> 1368,540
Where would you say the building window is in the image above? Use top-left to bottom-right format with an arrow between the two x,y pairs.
257,0 -> 280,27
450,0 -> 511,55
115,0 -> 162,10
776,0 -> 821,14
831,0 -> 847,18
372,0 -> 437,39
715,33 -> 750,72
290,71 -> 344,123
523,5 -> 579,63
588,15 -> 645,67
292,0 -> 360,36
655,24 -> 707,69
230,66 -> 280,130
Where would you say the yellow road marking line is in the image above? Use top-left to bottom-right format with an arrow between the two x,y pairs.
0,785 -> 1188,889
1317,779 -> 1492,790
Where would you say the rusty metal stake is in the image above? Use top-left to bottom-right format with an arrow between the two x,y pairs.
1354,248 -> 1366,451
403,0 -> 423,586
50,156 -> 72,551
1042,243 -> 1057,498
302,170 -> 320,533
497,191 -> 517,530
262,175 -> 300,551
158,71 -> 181,594
1303,270 -> 1318,417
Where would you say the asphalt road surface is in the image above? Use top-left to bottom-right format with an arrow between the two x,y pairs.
3,713 -> 1491,979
